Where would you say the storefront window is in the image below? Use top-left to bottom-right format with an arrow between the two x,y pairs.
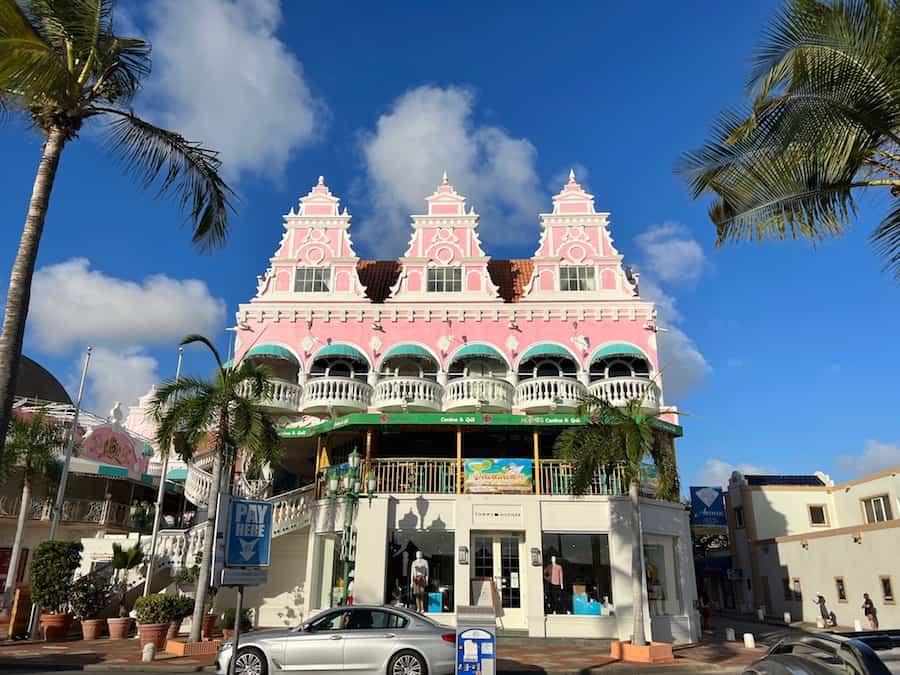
385,530 -> 455,613
644,534 -> 683,616
541,533 -> 613,616
310,535 -> 345,610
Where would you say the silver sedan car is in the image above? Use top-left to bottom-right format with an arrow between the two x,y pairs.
216,605 -> 456,675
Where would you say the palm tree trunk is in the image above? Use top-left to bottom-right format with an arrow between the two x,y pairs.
189,448 -> 223,642
2,477 -> 31,612
630,478 -> 648,646
0,128 -> 68,466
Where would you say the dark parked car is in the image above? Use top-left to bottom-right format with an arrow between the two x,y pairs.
744,631 -> 900,675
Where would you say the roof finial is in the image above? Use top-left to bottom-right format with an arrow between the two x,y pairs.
568,168 -> 576,183
441,171 -> 449,185
317,175 -> 325,185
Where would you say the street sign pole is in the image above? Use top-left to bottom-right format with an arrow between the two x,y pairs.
227,584 -> 244,675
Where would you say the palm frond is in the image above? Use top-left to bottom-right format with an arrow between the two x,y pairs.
180,334 -> 226,371
230,395 -> 282,470
98,110 -> 236,251
0,1 -> 78,106
1,408 -> 67,482
871,198 -> 900,275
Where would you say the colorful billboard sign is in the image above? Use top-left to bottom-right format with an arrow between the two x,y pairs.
463,458 -> 533,494
690,486 -> 727,527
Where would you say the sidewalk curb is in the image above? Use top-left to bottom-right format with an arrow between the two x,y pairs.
83,665 -> 216,672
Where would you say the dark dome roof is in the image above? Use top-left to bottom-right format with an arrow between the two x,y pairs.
14,356 -> 72,405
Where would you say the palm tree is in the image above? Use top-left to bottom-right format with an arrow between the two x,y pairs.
110,542 -> 143,618
553,396 -> 678,646
679,0 -> 900,276
0,0 -> 236,466
0,408 -> 66,611
150,334 -> 281,642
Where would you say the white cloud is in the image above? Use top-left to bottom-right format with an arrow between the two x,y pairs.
638,277 -> 710,399
697,458 -> 774,488
84,347 -> 160,414
29,258 -> 225,354
838,440 -> 900,477
142,0 -> 324,181
357,85 -> 542,256
635,223 -> 706,286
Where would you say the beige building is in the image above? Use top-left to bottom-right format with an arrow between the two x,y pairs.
726,468 -> 900,628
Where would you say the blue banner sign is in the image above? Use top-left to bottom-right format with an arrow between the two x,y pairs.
225,498 -> 273,568
690,486 -> 727,527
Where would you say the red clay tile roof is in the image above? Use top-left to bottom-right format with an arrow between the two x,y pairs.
488,259 -> 533,303
357,259 -> 533,303
357,260 -> 400,303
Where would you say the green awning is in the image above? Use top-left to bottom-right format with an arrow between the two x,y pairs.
382,344 -> 436,361
450,343 -> 507,363
591,343 -> 647,361
519,343 -> 576,362
313,343 -> 369,364
245,344 -> 299,365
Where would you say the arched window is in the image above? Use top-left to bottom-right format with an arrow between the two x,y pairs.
589,355 -> 651,381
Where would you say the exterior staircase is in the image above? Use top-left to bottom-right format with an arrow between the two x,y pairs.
80,453 -> 316,586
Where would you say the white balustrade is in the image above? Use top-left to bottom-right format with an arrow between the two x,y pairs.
371,377 -> 443,412
302,377 -> 371,414
271,485 -> 315,537
515,376 -> 588,412
444,377 -> 514,412
184,462 -> 213,507
237,378 -> 302,412
588,376 -> 660,409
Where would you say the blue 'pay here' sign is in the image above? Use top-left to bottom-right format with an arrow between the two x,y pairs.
225,499 -> 273,568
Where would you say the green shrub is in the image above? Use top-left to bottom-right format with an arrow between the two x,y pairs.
70,575 -> 113,620
133,594 -> 178,625
29,541 -> 83,614
173,595 -> 195,618
221,607 -> 251,632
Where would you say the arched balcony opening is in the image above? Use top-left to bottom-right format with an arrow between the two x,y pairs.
373,344 -> 442,412
236,344 -> 302,413
303,344 -> 372,414
515,344 -> 585,413
588,343 -> 660,409
445,343 -> 513,412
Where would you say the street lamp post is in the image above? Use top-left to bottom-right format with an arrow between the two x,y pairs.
326,447 -> 377,604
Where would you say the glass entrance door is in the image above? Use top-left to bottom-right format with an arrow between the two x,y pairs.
472,533 -> 525,629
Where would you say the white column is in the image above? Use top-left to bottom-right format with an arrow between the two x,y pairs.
437,370 -> 448,387
577,370 -> 590,386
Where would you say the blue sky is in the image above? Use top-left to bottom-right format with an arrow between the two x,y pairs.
1,0 -> 897,489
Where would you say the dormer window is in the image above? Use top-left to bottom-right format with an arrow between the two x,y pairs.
560,265 -> 595,291
427,267 -> 462,292
294,267 -> 330,292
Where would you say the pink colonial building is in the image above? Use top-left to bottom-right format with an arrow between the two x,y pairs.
214,173 -> 698,641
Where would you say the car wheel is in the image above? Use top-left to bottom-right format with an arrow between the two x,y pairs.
234,647 -> 267,675
389,650 -> 427,675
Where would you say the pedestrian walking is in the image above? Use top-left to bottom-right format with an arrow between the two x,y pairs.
699,592 -> 712,632
863,593 -> 879,630
814,593 -> 832,627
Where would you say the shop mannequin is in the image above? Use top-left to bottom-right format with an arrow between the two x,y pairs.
544,555 -> 564,613
410,551 -> 429,612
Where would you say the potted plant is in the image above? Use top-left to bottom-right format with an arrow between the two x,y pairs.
70,575 -> 112,640
133,594 -> 177,650
167,595 -> 194,640
201,585 -> 218,639
107,542 -> 144,639
29,541 -> 82,641
221,607 -> 252,639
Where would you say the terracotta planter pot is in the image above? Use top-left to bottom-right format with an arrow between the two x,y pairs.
107,617 -> 133,640
201,612 -> 217,639
81,618 -> 105,641
138,622 -> 170,650
40,613 -> 72,641
166,618 -> 183,640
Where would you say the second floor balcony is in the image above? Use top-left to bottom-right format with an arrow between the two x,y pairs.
371,376 -> 443,412
302,376 -> 372,415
